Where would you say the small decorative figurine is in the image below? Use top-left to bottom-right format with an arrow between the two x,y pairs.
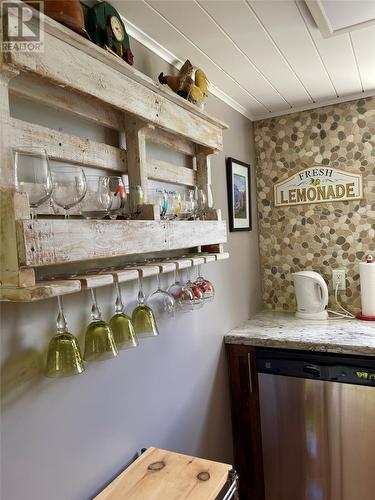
159,60 -> 209,105
86,2 -> 134,65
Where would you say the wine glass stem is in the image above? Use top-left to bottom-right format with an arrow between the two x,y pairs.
156,272 -> 161,291
56,295 -> 68,333
30,207 -> 37,222
137,274 -> 145,304
115,282 -> 124,313
90,288 -> 102,320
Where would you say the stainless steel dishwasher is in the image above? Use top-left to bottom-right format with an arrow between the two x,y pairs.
256,348 -> 375,500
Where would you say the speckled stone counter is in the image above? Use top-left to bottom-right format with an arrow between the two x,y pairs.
225,311 -> 375,356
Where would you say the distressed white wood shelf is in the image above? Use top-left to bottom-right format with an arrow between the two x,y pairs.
0,3 -> 229,300
17,219 -> 227,267
0,253 -> 229,302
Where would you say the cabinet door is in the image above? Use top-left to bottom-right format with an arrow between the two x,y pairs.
227,345 -> 265,500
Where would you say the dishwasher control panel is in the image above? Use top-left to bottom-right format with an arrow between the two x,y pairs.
256,348 -> 375,387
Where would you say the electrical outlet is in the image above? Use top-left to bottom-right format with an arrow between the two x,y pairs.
332,269 -> 346,290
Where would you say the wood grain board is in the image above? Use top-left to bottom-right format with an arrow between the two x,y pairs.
17,220 -> 227,267
94,447 -> 232,500
146,158 -> 196,186
10,118 -> 127,173
10,73 -> 125,131
4,9 -> 225,151
0,280 -> 81,302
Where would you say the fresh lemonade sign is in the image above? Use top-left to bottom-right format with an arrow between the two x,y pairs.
273,167 -> 363,207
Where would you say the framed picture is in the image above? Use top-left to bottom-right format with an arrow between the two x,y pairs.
226,157 -> 252,232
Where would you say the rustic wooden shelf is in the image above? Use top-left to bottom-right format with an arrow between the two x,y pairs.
0,3 -> 229,296
4,6 -> 227,151
17,219 -> 227,267
0,253 -> 229,302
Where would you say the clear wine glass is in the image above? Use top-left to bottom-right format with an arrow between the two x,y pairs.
149,189 -> 168,219
194,264 -> 215,302
185,264 -> 204,309
83,289 -> 118,361
165,191 -> 182,220
107,176 -> 127,220
109,281 -> 138,350
132,273 -> 159,338
187,189 -> 197,220
192,187 -> 200,220
80,175 -> 111,219
146,268 -> 175,319
51,166 -> 87,218
178,191 -> 194,220
198,189 -> 207,220
207,184 -> 215,211
167,264 -> 194,313
14,147 -> 52,221
45,296 -> 85,378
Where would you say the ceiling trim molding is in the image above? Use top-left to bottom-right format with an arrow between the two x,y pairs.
253,89 -> 375,121
122,15 -> 254,121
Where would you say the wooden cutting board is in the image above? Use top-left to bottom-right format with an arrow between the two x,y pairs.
95,447 -> 232,500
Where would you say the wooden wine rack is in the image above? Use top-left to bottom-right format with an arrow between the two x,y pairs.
0,3 -> 229,302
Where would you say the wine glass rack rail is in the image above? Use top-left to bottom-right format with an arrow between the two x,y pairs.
0,253 -> 229,302
0,4 -> 229,303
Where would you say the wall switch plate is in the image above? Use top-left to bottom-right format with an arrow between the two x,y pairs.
332,269 -> 346,290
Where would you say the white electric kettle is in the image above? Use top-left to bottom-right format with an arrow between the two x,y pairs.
292,271 -> 329,320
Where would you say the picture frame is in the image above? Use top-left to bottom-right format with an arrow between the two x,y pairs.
226,157 -> 252,232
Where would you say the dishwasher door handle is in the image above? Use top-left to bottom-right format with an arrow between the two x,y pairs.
247,353 -> 253,393
303,364 -> 321,378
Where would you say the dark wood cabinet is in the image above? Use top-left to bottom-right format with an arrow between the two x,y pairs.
227,344 -> 265,500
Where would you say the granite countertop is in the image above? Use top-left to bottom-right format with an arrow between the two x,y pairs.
225,311 -> 375,356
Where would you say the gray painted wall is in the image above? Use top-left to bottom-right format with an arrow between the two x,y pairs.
0,38 -> 262,500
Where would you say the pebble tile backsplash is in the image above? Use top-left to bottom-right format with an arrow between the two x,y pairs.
254,97 -> 375,313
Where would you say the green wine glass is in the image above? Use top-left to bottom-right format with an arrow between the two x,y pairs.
132,273 -> 159,339
45,296 -> 85,378
84,289 -> 119,362
109,281 -> 138,350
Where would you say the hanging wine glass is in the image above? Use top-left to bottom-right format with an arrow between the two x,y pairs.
14,147 -> 53,221
51,166 -> 87,218
80,175 -> 111,219
132,272 -> 159,338
107,176 -> 127,219
194,263 -> 215,302
45,296 -> 85,378
84,288 -> 118,361
146,267 -> 175,319
185,263 -> 204,308
109,281 -> 138,350
167,264 -> 194,313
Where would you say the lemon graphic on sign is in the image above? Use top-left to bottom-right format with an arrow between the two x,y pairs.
310,179 -> 321,186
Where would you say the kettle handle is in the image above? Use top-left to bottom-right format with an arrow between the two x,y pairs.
315,274 -> 329,308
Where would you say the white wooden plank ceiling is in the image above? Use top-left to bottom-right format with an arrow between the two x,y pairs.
114,0 -> 375,121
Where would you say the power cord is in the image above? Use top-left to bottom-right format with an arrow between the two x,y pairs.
327,280 -> 355,319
